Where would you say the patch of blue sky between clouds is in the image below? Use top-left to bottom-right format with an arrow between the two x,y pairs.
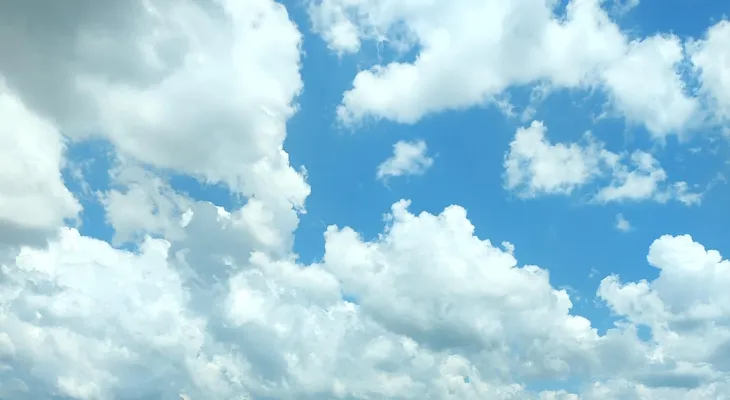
62,139 -> 116,244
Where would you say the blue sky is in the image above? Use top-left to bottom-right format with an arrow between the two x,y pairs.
2,0 -> 730,398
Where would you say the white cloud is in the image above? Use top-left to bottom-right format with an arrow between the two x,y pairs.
596,153 -> 703,205
671,181 -> 704,206
689,20 -> 730,125
102,158 -> 192,246
308,1 -> 361,54
0,229 -> 216,399
0,0 -> 310,211
616,214 -> 632,232
0,80 -> 80,247
613,0 -> 640,13
596,234 -> 730,398
0,0 -> 310,292
504,121 -> 612,197
377,140 -> 434,180
600,35 -> 698,138
504,121 -> 701,204
0,1 -> 313,392
311,0 -> 699,138
595,151 -> 669,203
1,201 -> 730,398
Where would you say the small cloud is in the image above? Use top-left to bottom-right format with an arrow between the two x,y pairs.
504,121 -> 702,205
612,0 -> 640,14
503,121 -> 608,197
671,181 -> 703,206
492,96 -> 517,118
501,241 -> 515,255
615,213 -> 632,232
377,140 -> 434,181
594,151 -> 668,204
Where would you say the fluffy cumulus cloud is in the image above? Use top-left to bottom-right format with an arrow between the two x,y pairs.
597,235 -> 730,398
1,0 -> 729,399
689,20 -> 730,125
377,140 -> 434,180
0,80 -> 81,246
503,121 -> 700,204
102,158 -> 192,246
309,0 -> 706,138
0,0 -> 310,212
3,199 -> 730,399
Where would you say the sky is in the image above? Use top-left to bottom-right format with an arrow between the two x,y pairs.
0,0 -> 729,399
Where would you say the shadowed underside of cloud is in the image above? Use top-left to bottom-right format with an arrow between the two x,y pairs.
0,0 -> 729,399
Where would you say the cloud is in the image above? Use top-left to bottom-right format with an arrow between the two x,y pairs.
377,140 -> 434,180
596,154 -> 703,206
600,35 -> 698,138
613,0 -> 640,14
310,0 -> 698,138
1,201 -> 730,398
595,151 -> 670,204
616,214 -> 632,232
0,0 -> 309,273
0,1 -> 313,392
597,235 -> 730,397
102,158 -> 192,246
0,0 -> 309,210
504,121 -> 700,203
689,20 -> 730,125
504,121 -> 611,196
0,80 -> 81,247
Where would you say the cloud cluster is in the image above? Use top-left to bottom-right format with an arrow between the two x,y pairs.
0,81 -> 81,246
310,0 -> 727,139
0,0 -> 309,245
0,0 -> 728,399
504,121 -> 701,204
2,200 -> 730,399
